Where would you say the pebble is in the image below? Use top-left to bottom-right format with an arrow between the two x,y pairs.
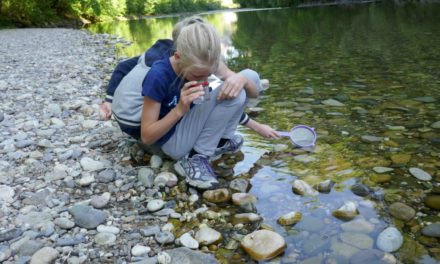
80,157 -> 105,171
97,225 -> 120,234
54,218 -> 75,229
131,245 -> 151,256
179,232 -> 199,249
91,192 -> 111,209
69,205 -> 107,229
155,231 -> 175,244
94,232 -> 116,245
147,199 -> 165,212
0,185 -> 15,203
30,247 -> 59,264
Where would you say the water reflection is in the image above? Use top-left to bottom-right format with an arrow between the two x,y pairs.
89,4 -> 440,263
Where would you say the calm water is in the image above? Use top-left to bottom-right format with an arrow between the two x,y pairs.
89,3 -> 440,263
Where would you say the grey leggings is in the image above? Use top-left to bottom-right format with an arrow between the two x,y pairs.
161,69 -> 263,160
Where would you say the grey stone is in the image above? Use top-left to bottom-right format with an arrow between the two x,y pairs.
154,231 -> 175,244
0,228 -> 23,242
97,169 -> 116,183
140,226 -> 160,237
349,249 -> 386,264
421,223 -> 440,238
0,112 -> 4,123
138,168 -> 154,188
30,247 -> 59,264
56,234 -> 86,247
69,205 -> 107,229
0,245 -> 11,262
17,240 -> 44,257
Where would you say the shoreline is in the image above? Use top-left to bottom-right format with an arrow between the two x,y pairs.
0,27 -> 219,263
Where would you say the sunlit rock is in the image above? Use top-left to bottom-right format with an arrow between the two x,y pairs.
195,226 -> 222,246
231,213 -> 262,225
332,201 -> 359,221
241,230 -> 286,261
203,188 -> 231,203
231,193 -> 257,212
277,211 -> 302,226
292,180 -> 318,196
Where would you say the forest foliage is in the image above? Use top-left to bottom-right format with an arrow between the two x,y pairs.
0,0 -> 225,26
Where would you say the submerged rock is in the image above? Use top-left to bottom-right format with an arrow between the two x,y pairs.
332,201 -> 359,221
292,180 -> 318,196
313,179 -> 335,193
277,211 -> 302,226
241,230 -> 286,261
421,222 -> 440,238
388,202 -> 415,221
376,227 -> 403,252
409,167 -> 432,181
424,195 -> 440,210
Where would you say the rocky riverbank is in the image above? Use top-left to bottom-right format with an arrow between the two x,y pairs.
0,28 -> 287,263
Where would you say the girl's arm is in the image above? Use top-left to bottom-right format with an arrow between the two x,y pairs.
215,62 -> 259,100
140,81 -> 204,145
245,119 -> 280,139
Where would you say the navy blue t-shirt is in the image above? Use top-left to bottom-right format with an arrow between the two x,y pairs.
141,57 -> 184,145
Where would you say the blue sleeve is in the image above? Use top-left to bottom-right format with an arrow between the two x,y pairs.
141,67 -> 166,103
106,56 -> 139,102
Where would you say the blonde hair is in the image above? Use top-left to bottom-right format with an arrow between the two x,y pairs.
175,22 -> 221,77
172,16 -> 206,41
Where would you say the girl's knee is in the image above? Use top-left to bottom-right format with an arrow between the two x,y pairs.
240,69 -> 261,86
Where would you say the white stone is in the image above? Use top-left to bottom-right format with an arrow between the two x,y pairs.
80,157 -> 104,171
409,167 -> 432,181
131,245 -> 151,257
373,167 -> 394,173
97,225 -> 120,234
150,155 -> 163,168
179,232 -> 199,249
30,247 -> 59,264
195,226 -> 222,246
0,185 -> 15,203
147,199 -> 165,212
82,120 -> 98,129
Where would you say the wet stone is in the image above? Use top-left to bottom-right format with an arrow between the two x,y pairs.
421,223 -> 440,238
94,232 -> 116,245
241,230 -> 286,261
376,227 -> 403,252
424,195 -> 440,210
409,167 -> 432,181
30,247 -> 59,264
389,202 -> 415,221
165,247 -> 218,264
138,167 -> 154,187
0,112 -> 4,122
351,184 -> 372,197
195,226 -> 222,246
0,246 -> 11,262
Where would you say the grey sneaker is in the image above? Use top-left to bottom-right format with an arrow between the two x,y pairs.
211,134 -> 244,161
174,154 -> 219,189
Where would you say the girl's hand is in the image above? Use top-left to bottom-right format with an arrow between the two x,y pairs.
175,81 -> 205,116
217,73 -> 246,101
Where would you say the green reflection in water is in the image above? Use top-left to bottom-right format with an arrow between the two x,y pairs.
89,4 -> 440,263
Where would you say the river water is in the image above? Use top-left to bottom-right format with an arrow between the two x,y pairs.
89,3 -> 440,263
